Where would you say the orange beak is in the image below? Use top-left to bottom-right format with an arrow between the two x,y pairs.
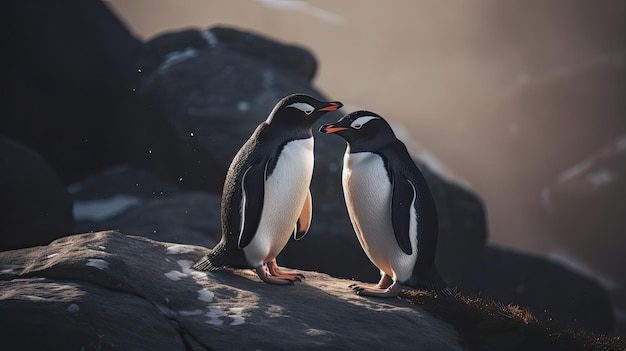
320,125 -> 348,133
319,102 -> 343,112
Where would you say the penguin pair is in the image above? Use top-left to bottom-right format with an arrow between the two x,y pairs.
193,94 -> 452,298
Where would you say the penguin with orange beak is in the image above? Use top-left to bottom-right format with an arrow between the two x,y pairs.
320,110 -> 453,298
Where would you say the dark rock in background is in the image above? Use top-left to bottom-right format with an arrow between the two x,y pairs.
0,136 -> 73,251
71,165 -> 220,248
0,231 -> 464,350
458,245 -> 615,333
0,0 -> 141,183
126,26 -> 324,192
543,136 -> 626,333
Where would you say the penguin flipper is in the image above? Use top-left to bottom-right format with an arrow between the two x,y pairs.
238,161 -> 268,249
293,189 -> 312,240
391,175 -> 416,255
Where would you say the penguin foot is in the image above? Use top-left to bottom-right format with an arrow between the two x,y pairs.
267,260 -> 305,281
255,266 -> 295,285
350,281 -> 402,298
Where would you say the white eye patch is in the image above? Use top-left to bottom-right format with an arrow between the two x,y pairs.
286,102 -> 315,115
350,116 -> 379,129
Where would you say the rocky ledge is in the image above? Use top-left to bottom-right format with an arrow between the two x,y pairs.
2,231 -> 624,351
0,231 -> 462,350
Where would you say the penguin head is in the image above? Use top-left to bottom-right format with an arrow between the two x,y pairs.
320,110 -> 396,150
266,94 -> 343,129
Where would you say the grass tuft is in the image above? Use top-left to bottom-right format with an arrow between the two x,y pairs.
399,288 -> 626,351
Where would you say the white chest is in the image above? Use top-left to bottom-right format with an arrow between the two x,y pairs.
342,152 -> 417,282
243,138 -> 314,266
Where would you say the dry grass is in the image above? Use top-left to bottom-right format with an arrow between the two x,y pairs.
399,288 -> 626,351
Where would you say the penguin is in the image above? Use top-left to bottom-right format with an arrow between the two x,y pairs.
319,110 -> 453,298
193,94 -> 343,285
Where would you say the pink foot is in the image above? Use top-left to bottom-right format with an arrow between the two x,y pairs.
349,281 -> 402,298
254,265 -> 294,285
267,259 -> 305,281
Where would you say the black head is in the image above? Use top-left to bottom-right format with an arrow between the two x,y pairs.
319,110 -> 397,151
266,94 -> 343,129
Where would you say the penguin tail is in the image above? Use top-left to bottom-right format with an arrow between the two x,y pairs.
192,247 -> 225,272
407,266 -> 457,300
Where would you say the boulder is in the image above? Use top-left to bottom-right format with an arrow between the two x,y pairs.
127,26 -> 326,192
0,231 -> 464,350
457,245 -> 615,333
0,136 -> 74,251
0,0 -> 142,183
542,136 -> 626,334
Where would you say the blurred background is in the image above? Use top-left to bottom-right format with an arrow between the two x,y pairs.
107,0 -> 625,321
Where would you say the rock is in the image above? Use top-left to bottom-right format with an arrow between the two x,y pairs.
457,245 -> 615,333
0,0 -> 141,183
0,231 -> 463,350
542,136 -> 626,334
69,165 -> 221,248
127,25 -> 327,192
0,136 -> 74,251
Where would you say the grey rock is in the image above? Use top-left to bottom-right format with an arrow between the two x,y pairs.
457,245 -> 615,333
0,231 -> 464,350
70,165 -> 221,248
127,26 -> 329,192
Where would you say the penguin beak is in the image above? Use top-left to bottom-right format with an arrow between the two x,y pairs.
319,101 -> 343,112
319,124 -> 348,134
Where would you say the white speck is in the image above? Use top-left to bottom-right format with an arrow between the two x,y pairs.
200,29 -> 219,48
163,260 -> 209,282
148,150 -> 152,154
137,68 -> 142,73
159,47 -> 198,72
190,132 -> 194,137
586,169 -> 618,188
549,250 -> 617,289
257,0 -> 345,24
166,245 -> 194,255
22,295 -> 48,302
46,253 -> 59,259
197,289 -> 214,303
558,159 -> 594,183
237,101 -> 250,112
73,194 -> 142,221
228,307 -> 246,326
86,259 -> 109,270
164,270 -> 187,281
179,309 -> 204,316
205,306 -> 224,325
179,178 -> 183,182
67,304 -> 80,313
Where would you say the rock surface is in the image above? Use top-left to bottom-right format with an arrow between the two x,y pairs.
0,231 -> 463,350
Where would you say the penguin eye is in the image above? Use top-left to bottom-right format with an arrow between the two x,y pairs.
286,102 -> 315,115
350,116 -> 379,129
